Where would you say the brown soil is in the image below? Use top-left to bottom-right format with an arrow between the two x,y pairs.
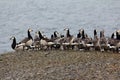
0,50 -> 120,80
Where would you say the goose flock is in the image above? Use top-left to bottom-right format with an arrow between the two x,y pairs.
10,28 -> 120,53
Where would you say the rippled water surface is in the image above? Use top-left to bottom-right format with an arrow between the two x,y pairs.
0,0 -> 120,53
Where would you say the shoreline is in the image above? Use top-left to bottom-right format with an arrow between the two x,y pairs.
0,50 -> 120,79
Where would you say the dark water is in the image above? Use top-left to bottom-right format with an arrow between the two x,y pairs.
0,0 -> 120,53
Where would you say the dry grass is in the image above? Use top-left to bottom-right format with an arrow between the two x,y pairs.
0,50 -> 120,80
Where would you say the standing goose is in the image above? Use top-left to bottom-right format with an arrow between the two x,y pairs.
94,29 -> 97,36
53,31 -> 58,38
37,31 -> 54,50
116,30 -> 120,40
33,31 -> 41,50
77,29 -> 90,50
114,30 -> 120,52
77,29 -> 82,38
63,28 -> 75,50
10,36 -> 26,51
20,28 -> 33,48
83,35 -> 94,51
100,30 -> 105,38
51,31 -> 59,40
108,32 -> 118,52
51,31 -> 62,49
64,28 -> 72,37
81,29 -> 85,39
94,29 -> 97,39
93,36 -> 101,51
111,33 -> 115,39
99,30 -> 109,51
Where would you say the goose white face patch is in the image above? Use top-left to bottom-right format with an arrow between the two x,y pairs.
10,36 -> 15,40
29,29 -> 33,32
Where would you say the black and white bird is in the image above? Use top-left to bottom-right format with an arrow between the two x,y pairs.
77,29 -> 82,38
10,36 -> 26,51
116,30 -> 120,40
33,31 -> 41,49
51,31 -> 59,40
37,31 -> 55,50
19,28 -> 33,48
94,29 -> 97,39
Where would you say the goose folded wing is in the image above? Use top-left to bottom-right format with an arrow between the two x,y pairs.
20,37 -> 29,43
16,43 -> 25,48
43,38 -> 54,42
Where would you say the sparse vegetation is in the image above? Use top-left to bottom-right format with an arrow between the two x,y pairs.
0,50 -> 120,80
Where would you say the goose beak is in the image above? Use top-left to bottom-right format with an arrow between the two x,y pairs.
10,38 -> 12,40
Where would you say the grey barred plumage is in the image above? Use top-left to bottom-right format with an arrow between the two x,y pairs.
10,28 -> 120,53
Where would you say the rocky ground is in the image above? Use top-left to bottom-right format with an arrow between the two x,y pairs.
0,50 -> 120,80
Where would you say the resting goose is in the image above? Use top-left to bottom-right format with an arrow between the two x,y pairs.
20,28 -> 33,48
10,36 -> 26,51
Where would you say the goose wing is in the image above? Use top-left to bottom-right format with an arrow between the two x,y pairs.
20,37 -> 29,43
43,38 -> 54,42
